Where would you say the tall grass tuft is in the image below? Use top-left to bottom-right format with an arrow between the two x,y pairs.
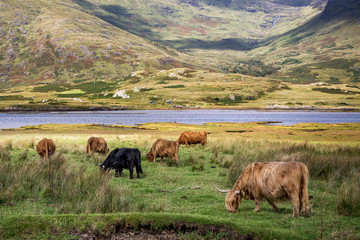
0,147 -> 11,162
18,150 -> 29,162
0,151 -> 134,213
178,153 -> 205,172
207,138 -> 360,185
337,171 -> 360,216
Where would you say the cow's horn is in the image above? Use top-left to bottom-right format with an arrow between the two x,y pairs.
97,164 -> 102,166
235,190 -> 241,195
214,185 -> 229,193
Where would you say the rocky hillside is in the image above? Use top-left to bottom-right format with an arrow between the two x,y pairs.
0,0 -> 191,87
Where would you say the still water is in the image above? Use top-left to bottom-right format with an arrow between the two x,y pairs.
0,110 -> 359,129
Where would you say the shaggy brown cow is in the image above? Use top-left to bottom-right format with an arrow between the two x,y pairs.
146,139 -> 179,163
177,131 -> 207,148
215,161 -> 312,217
36,138 -> 56,160
86,137 -> 109,155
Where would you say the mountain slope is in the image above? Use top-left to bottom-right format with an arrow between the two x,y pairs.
73,0 -> 327,51
0,0 -> 190,87
248,0 -> 360,83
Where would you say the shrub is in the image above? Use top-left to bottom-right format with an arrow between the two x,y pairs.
32,84 -> 70,92
312,88 -> 353,95
0,95 -> 31,101
163,85 -> 185,89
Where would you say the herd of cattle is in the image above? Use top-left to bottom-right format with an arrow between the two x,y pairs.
35,130 -> 312,217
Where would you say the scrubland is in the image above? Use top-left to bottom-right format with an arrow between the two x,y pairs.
0,122 -> 360,239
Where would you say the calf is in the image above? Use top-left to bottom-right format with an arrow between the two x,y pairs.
99,148 -> 143,179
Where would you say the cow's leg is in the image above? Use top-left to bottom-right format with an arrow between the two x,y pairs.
115,168 -> 123,177
174,154 -> 178,162
289,192 -> 300,217
185,140 -> 188,148
161,157 -> 164,163
301,186 -> 312,216
253,200 -> 261,212
129,167 -> 134,179
266,199 -> 279,212
135,165 -> 141,179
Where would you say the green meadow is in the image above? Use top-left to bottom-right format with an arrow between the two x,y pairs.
0,122 -> 360,239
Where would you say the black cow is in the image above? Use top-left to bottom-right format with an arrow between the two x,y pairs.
99,148 -> 143,179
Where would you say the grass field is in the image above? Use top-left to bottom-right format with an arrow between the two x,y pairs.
0,122 -> 360,239
1,72 -> 360,111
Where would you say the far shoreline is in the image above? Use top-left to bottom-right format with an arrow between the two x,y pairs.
0,105 -> 359,113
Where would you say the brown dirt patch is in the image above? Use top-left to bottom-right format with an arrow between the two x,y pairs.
74,221 -> 255,240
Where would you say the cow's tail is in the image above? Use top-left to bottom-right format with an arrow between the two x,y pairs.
175,142 -> 180,162
203,131 -> 208,146
86,139 -> 90,154
45,138 -> 49,160
300,164 -> 312,216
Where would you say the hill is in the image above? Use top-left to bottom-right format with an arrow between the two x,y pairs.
247,0 -> 360,84
0,0 -> 359,111
72,0 -> 360,83
0,0 -> 191,87
73,0 -> 327,51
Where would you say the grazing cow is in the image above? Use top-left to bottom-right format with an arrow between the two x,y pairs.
36,138 -> 56,160
215,161 -> 312,217
177,131 -> 207,148
147,139 -> 179,163
99,148 -> 143,179
86,137 -> 109,155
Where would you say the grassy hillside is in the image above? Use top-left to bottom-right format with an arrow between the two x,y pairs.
0,0 -> 192,88
71,0 -> 360,84
1,71 -> 359,111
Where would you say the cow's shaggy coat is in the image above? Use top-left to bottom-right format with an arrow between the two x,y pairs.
177,131 -> 207,148
36,138 -> 56,160
100,148 -> 143,179
222,161 -> 312,217
147,139 -> 179,163
86,137 -> 109,155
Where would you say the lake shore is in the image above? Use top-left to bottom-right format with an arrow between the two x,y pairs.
1,109 -> 360,130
